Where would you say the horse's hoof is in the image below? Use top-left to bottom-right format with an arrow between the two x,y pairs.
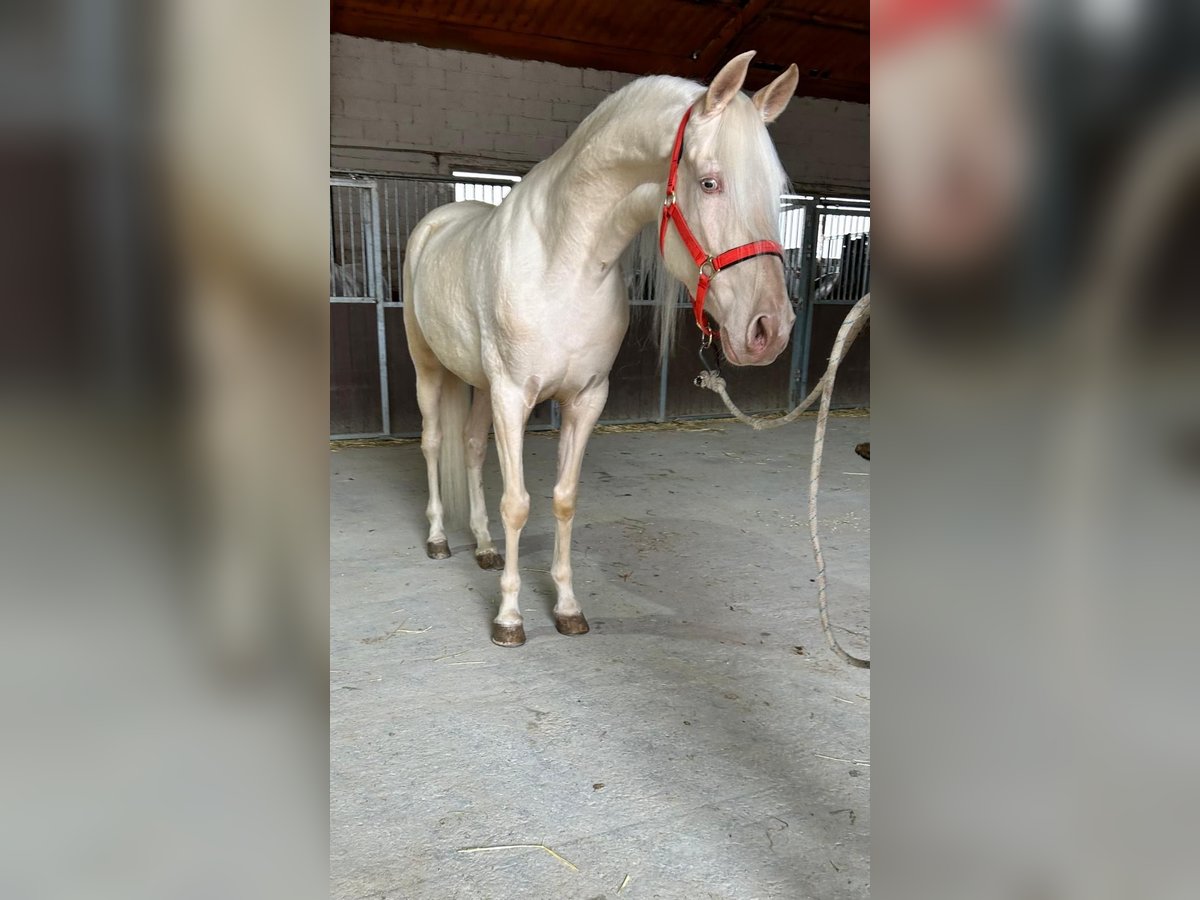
554,613 -> 590,636
475,549 -> 505,570
491,622 -> 526,647
854,442 -> 871,461
426,540 -> 451,560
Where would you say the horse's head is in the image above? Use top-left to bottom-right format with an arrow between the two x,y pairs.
661,52 -> 799,366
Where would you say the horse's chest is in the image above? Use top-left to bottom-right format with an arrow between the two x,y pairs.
485,304 -> 622,403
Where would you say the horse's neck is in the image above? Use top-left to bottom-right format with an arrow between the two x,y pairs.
536,90 -> 697,268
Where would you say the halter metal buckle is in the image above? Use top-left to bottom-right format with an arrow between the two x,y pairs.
699,257 -> 717,279
663,191 -> 676,208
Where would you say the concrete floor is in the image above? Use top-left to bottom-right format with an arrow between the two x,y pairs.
331,416 -> 870,900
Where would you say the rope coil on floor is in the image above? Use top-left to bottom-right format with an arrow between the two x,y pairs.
695,294 -> 871,668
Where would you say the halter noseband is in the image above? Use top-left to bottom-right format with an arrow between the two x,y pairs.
658,105 -> 785,344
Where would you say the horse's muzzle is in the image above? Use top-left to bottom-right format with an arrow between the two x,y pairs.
738,309 -> 793,365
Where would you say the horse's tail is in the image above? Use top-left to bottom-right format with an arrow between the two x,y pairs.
437,374 -> 471,531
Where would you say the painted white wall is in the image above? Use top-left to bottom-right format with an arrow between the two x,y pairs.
331,35 -> 868,196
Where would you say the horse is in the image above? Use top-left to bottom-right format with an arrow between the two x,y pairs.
403,51 -> 800,647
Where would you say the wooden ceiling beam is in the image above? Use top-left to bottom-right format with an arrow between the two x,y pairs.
696,0 -> 775,79
332,6 -> 703,80
770,10 -> 868,33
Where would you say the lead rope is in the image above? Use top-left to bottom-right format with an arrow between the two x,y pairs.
694,293 -> 871,668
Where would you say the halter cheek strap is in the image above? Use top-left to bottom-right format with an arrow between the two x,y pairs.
659,105 -> 785,343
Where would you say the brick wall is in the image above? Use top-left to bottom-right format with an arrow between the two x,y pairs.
331,35 -> 868,196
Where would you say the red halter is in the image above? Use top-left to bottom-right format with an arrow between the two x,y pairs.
659,105 -> 785,342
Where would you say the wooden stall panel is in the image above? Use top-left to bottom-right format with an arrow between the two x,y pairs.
602,305 -> 663,422
805,305 -> 870,408
383,308 -> 420,436
331,304 -> 383,435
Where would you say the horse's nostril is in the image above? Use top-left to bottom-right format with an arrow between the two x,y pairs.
751,315 -> 770,349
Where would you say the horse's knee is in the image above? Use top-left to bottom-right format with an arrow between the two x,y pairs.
552,486 -> 575,522
421,433 -> 441,457
465,434 -> 487,468
501,491 -> 530,531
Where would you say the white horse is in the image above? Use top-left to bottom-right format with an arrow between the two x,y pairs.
403,52 -> 799,646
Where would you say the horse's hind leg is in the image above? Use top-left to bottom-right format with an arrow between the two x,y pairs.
413,363 -> 453,559
550,380 -> 609,636
465,388 -> 503,570
404,311 -> 454,560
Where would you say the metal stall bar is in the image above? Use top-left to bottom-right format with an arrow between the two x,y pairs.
335,184 -> 347,291
399,180 -> 412,304
381,179 -> 393,304
329,188 -> 337,297
365,180 -> 390,435
347,183 -> 360,295
331,176 -> 368,300
791,197 -> 820,406
329,176 -> 388,436
796,196 -> 871,404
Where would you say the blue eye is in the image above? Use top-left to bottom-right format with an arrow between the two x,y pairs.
700,177 -> 720,193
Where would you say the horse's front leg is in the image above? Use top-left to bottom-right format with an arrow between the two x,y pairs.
551,380 -> 609,635
489,385 -> 534,647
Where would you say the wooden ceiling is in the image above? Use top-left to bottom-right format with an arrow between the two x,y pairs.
331,1 -> 869,103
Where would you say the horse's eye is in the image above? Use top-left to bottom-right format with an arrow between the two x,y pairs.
700,177 -> 721,193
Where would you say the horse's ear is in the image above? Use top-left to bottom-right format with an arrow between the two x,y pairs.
704,50 -> 756,116
752,64 -> 799,123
